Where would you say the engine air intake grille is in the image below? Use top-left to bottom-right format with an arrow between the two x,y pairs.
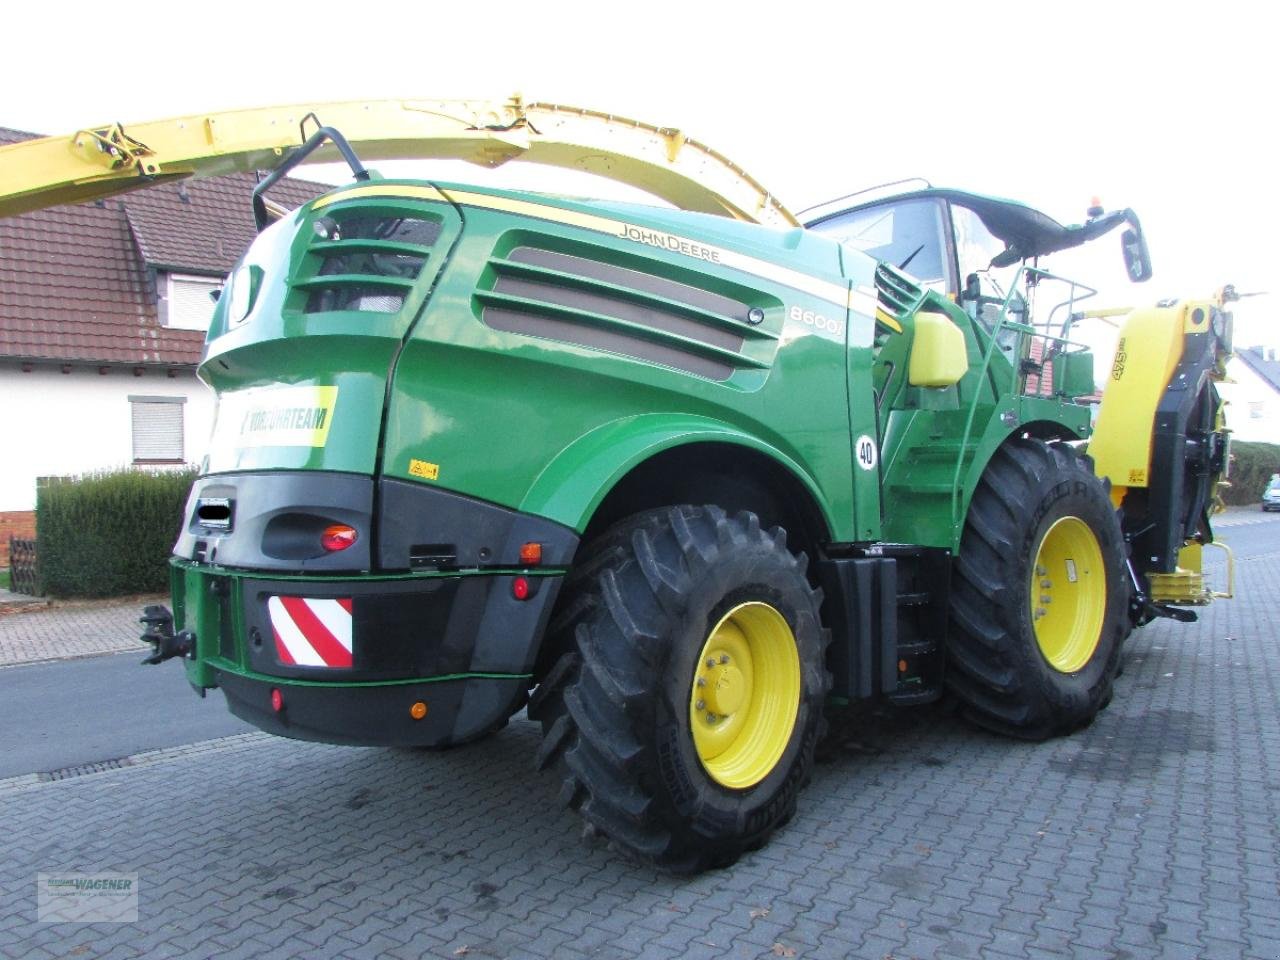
297,212 -> 442,314
476,247 -> 776,381
875,262 -> 924,327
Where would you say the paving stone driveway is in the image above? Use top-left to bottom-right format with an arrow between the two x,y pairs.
0,596 -> 157,666
1,554 -> 1276,959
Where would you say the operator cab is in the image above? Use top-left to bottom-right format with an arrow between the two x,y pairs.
804,184 -> 1152,336
804,187 -> 1012,296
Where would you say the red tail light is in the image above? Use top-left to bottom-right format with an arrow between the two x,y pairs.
321,524 -> 358,552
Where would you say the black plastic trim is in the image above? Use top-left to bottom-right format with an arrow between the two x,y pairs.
175,472 -> 579,575
820,545 -> 950,702
240,569 -> 562,682
1132,330 -> 1219,572
217,670 -> 527,748
821,557 -> 896,700
175,472 -> 374,572
377,478 -> 579,570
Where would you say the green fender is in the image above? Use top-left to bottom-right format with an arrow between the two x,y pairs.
518,413 -> 837,537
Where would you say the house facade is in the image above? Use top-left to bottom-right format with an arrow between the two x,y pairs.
1221,345 -> 1280,444
0,126 -> 323,566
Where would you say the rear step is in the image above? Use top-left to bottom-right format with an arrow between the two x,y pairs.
820,547 -> 950,706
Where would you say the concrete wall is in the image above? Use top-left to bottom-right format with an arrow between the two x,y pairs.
0,362 -> 215,512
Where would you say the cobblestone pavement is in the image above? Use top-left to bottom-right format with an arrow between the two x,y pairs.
1,551 -> 1277,959
0,596 -> 160,667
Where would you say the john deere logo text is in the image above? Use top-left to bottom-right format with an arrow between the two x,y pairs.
617,225 -> 722,263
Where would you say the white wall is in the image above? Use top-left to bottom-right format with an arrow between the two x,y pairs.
0,362 -> 215,511
1220,355 -> 1280,444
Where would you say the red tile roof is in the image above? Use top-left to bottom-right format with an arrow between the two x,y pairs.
124,174 -> 323,275
0,127 -> 328,366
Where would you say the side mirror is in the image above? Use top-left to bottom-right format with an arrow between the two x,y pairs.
1121,213 -> 1152,282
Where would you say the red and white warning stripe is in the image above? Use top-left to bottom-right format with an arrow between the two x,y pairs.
268,596 -> 353,668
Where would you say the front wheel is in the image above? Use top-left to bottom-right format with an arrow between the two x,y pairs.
946,439 -> 1127,739
529,505 -> 829,872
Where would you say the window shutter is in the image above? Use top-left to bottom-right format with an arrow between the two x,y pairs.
131,398 -> 185,462
167,275 -> 221,330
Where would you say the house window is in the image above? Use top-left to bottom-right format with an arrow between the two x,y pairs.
166,274 -> 222,330
131,396 -> 186,463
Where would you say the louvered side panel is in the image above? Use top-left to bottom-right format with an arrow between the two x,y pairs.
476,244 -> 778,381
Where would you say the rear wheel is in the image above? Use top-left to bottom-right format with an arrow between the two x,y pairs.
946,439 -> 1126,739
529,505 -> 829,872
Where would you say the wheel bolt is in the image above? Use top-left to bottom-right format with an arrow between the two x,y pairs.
706,658 -> 716,668
1041,579 -> 1052,589
720,654 -> 730,664
1035,608 -> 1046,619
696,699 -> 705,710
707,713 -> 717,723
1036,565 -> 1047,576
696,677 -> 706,687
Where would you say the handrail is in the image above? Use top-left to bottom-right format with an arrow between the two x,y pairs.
252,119 -> 370,230
948,265 -> 1097,530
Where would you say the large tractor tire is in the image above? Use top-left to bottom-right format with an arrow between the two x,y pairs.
946,438 -> 1127,740
529,505 -> 829,872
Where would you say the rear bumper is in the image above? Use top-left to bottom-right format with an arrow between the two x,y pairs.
166,472 -> 577,746
217,671 -> 527,747
173,563 -> 560,746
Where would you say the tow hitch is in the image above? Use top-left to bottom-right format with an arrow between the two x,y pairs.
139,605 -> 194,665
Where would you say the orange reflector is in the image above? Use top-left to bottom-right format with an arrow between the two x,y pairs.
512,576 -> 530,601
520,541 -> 542,565
321,524 -> 358,552
898,659 -> 908,674
410,701 -> 428,720
270,688 -> 284,712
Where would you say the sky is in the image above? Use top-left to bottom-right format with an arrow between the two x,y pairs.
2,0 -> 1274,348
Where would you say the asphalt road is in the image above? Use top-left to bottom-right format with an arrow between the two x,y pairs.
0,651 -> 250,779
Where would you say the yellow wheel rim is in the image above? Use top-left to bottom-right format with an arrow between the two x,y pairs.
689,602 -> 801,790
1031,516 -> 1106,673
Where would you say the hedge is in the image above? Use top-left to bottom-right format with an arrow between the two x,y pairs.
1224,440 -> 1280,506
37,467 -> 197,598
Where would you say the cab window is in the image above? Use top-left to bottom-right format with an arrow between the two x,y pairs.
952,204 -> 1020,300
809,198 -> 950,291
